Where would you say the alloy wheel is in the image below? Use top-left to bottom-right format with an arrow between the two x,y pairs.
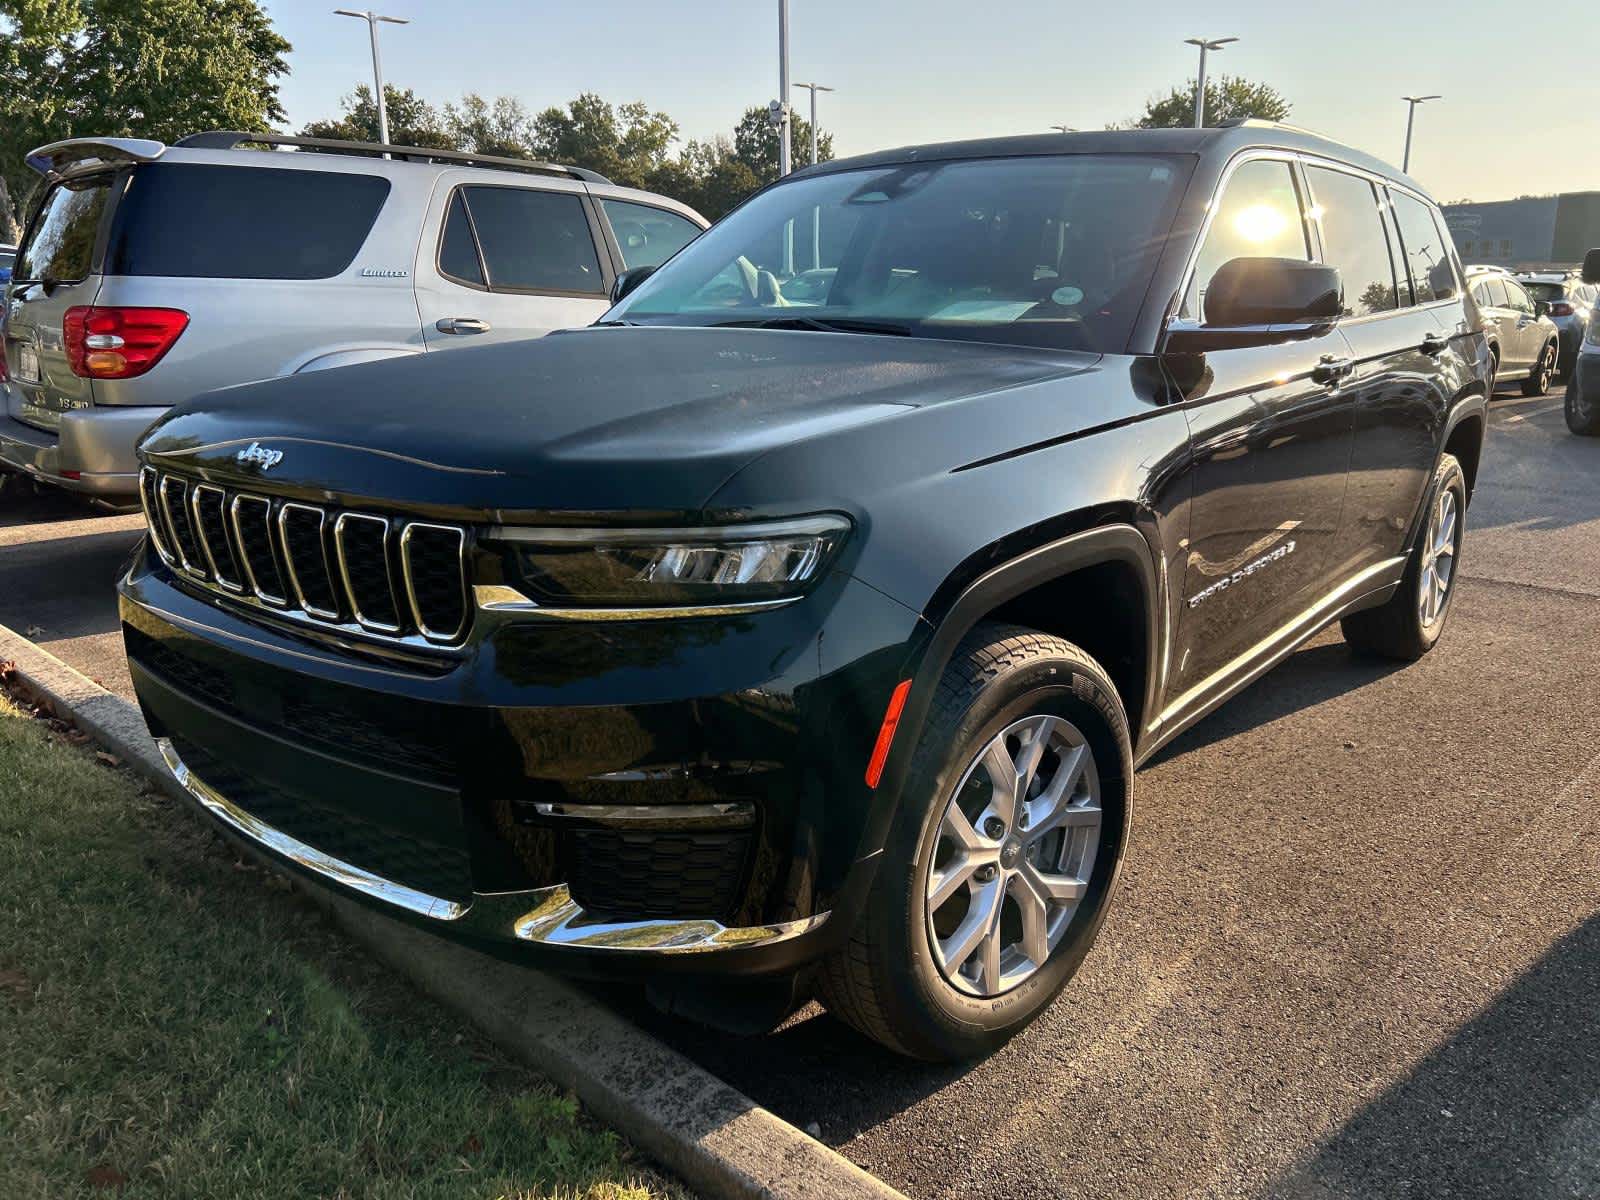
1537,345 -> 1555,393
1418,486 -> 1458,628
924,714 -> 1102,997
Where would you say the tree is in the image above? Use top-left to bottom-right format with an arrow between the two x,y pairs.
444,93 -> 536,159
731,106 -> 834,180
0,0 -> 291,236
1123,75 -> 1291,129
529,92 -> 679,188
301,84 -> 455,150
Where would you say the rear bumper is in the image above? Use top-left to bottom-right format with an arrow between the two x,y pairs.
118,545 -> 922,977
0,405 -> 165,497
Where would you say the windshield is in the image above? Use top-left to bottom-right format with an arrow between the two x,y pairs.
610,154 -> 1193,354
1521,281 -> 1567,301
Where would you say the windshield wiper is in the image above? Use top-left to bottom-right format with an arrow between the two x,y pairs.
710,315 -> 914,337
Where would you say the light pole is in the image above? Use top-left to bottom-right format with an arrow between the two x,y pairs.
1401,95 -> 1441,173
793,81 -> 834,166
1183,36 -> 1237,128
1048,124 -> 1077,133
793,81 -> 833,270
334,9 -> 410,146
777,0 -> 792,176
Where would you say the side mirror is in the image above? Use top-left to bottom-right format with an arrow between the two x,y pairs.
1584,249 -> 1600,285
1168,257 -> 1342,351
610,264 -> 656,304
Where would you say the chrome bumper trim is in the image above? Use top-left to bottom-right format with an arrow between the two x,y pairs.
156,736 -> 467,922
530,799 -> 756,830
155,737 -> 826,954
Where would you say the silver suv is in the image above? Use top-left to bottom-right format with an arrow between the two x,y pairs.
0,132 -> 707,504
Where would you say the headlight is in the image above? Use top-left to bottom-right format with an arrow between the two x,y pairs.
493,515 -> 851,609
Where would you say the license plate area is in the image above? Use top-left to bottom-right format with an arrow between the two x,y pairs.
14,341 -> 40,383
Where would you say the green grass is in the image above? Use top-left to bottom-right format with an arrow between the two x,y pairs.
0,693 -> 686,1200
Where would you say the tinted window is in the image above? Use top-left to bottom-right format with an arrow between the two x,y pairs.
613,154 -> 1191,354
1184,158 -> 1309,322
460,186 -> 602,293
107,164 -> 388,279
1306,166 -> 1398,316
1521,281 -> 1566,302
602,199 -> 700,269
1389,192 -> 1456,304
16,176 -> 111,283
438,191 -> 484,285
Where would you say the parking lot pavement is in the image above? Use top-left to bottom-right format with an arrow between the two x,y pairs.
2,392 -> 1596,1199
0,487 -> 142,698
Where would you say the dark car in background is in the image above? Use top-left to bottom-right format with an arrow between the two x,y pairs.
119,122 -> 1490,1060
1562,251 -> 1600,435
1516,270 -> 1594,374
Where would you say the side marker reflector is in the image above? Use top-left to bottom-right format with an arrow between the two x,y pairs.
865,679 -> 913,789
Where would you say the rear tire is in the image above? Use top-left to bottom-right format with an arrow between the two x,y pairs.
1566,373 -> 1600,436
1341,453 -> 1466,660
1522,341 -> 1556,397
817,623 -> 1132,1061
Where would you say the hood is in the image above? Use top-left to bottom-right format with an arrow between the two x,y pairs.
140,326 -> 1099,516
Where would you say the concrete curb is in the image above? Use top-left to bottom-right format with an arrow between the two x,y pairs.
0,623 -> 908,1200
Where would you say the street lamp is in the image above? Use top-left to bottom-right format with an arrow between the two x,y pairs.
793,81 -> 834,166
334,9 -> 410,146
1048,124 -> 1078,133
1401,95 -> 1442,173
1183,36 -> 1237,128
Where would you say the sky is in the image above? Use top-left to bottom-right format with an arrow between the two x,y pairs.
263,0 -> 1590,204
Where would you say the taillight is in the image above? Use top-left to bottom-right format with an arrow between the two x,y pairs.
1549,302 -> 1575,318
63,306 -> 189,379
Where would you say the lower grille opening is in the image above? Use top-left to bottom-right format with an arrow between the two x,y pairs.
566,826 -> 751,921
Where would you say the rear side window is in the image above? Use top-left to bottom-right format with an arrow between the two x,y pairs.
1389,191 -> 1457,304
1306,166 -> 1398,316
16,176 -> 111,283
106,163 -> 389,279
602,199 -> 701,269
1183,158 -> 1309,322
438,192 -> 485,285
448,186 -> 603,294
1481,277 -> 1508,307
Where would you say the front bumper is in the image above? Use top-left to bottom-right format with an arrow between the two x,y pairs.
120,544 -> 922,976
0,404 -> 165,498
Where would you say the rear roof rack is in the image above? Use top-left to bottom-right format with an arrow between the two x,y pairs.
173,131 -> 612,184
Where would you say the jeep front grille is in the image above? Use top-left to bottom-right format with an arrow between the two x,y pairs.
139,466 -> 470,647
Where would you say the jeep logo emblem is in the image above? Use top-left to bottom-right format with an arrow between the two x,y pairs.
236,442 -> 283,471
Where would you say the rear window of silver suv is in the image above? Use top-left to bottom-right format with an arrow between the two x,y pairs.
104,163 -> 390,280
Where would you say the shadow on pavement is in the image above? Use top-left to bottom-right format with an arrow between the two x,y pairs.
1148,640 -> 1410,766
1268,913 -> 1600,1199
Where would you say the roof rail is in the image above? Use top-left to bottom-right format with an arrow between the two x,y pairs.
172,131 -> 612,184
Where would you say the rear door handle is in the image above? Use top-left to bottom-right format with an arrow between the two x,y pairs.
435,317 -> 491,335
1313,354 -> 1354,386
1421,333 -> 1449,356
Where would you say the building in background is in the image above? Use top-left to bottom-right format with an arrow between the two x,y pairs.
1442,192 -> 1600,270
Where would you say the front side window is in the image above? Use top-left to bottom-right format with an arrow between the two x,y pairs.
16,176 -> 111,283
1183,158 -> 1310,323
1306,166 -> 1398,317
1390,192 -> 1457,304
1502,279 -> 1534,314
453,186 -> 603,294
602,199 -> 701,269
106,164 -> 389,280
611,153 -> 1193,354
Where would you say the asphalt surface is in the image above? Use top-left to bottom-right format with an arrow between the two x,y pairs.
2,387 -> 1596,1199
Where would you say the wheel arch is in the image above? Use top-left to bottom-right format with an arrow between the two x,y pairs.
871,523 -> 1165,835
1440,393 -> 1487,505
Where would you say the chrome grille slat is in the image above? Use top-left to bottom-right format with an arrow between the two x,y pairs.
157,476 -> 206,579
400,523 -> 468,643
334,512 -> 402,633
189,484 -> 244,594
137,469 -> 470,650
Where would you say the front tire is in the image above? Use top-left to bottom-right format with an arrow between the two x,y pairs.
1566,372 -> 1600,436
817,624 -> 1132,1060
1341,453 -> 1466,660
1522,341 -> 1556,397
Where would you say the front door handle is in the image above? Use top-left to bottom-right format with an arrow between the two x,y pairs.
436,316 -> 491,335
1312,353 -> 1354,386
1421,332 -> 1449,356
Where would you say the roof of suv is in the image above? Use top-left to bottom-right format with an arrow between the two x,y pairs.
799,120 -> 1433,198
